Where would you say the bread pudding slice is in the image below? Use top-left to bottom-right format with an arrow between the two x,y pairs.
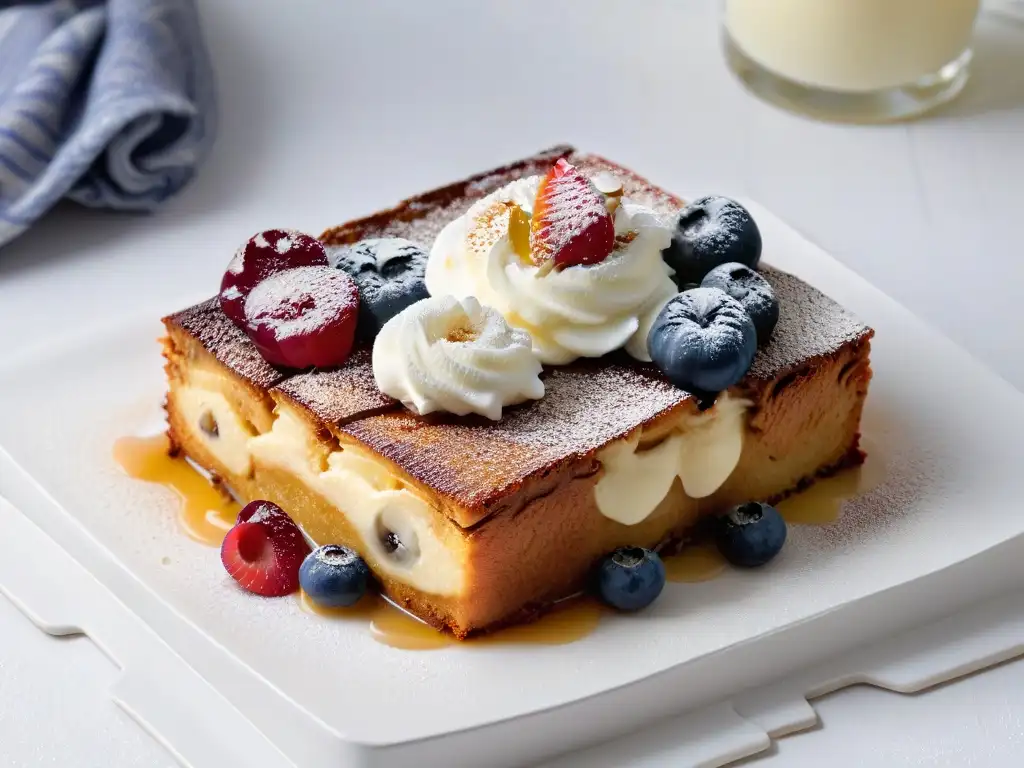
161,147 -> 872,637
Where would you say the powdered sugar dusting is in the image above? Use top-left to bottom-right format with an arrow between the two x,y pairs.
275,235 -> 295,254
227,248 -> 245,275
365,237 -> 419,270
655,287 -> 753,360
686,197 -> 741,252
531,162 -> 612,261
172,148 -> 869,518
173,259 -> 868,517
316,545 -> 361,567
750,266 -> 870,380
784,428 -> 948,568
165,298 -> 285,389
246,501 -> 278,523
221,285 -> 242,301
465,200 -> 514,256
379,201 -> 475,249
35,330 -> 994,736
244,267 -> 359,342
341,358 -> 692,510
274,348 -> 395,425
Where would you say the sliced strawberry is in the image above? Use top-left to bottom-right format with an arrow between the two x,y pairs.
220,501 -> 311,597
530,159 -> 615,271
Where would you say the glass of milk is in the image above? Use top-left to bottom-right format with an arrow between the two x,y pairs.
723,0 -> 981,122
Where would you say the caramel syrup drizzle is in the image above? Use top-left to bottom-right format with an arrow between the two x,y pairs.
113,434 -> 237,546
114,432 -> 883,649
776,437 -> 884,526
298,591 -> 604,651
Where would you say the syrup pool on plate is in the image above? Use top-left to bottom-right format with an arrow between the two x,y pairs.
299,590 -> 603,651
662,544 -> 728,583
113,430 -> 883,650
113,433 -> 602,649
113,434 -> 238,545
776,437 -> 885,526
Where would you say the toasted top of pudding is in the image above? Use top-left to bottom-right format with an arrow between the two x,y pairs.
163,146 -> 871,526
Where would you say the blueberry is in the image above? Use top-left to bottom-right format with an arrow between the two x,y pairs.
595,547 -> 666,612
298,544 -> 371,608
327,238 -> 429,340
701,262 -> 779,345
661,197 -> 762,286
647,287 -> 757,394
716,502 -> 787,567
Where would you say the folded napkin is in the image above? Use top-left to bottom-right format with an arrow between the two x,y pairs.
0,0 -> 216,248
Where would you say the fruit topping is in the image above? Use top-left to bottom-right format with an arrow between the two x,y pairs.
507,203 -> 532,262
327,238 -> 429,340
219,286 -> 247,328
376,515 -> 419,563
243,266 -> 359,369
701,262 -> 779,345
530,159 -> 615,272
221,501 -> 311,597
198,411 -> 218,437
661,197 -> 762,286
716,501 -> 787,567
595,547 -> 666,612
647,287 -> 757,394
463,199 -> 533,265
592,171 -> 624,216
299,544 -> 371,608
220,229 -> 328,327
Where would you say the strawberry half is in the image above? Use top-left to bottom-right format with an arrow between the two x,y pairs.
220,500 -> 311,597
530,159 -> 615,271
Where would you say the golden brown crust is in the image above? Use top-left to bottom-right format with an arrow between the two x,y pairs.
339,360 -> 691,527
163,309 -> 872,638
183,338 -> 869,637
273,347 -> 397,426
338,268 -> 871,526
163,298 -> 286,391
163,328 -> 871,637
161,146 -> 871,525
158,146 -> 875,637
452,336 -> 871,634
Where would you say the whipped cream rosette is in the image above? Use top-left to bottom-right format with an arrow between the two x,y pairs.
372,295 -> 545,421
426,164 -> 677,365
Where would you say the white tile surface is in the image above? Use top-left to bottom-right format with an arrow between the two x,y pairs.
2,0 -> 1023,765
739,665 -> 1024,768
0,594 -> 173,768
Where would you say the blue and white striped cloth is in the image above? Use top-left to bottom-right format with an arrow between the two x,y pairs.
0,0 -> 216,248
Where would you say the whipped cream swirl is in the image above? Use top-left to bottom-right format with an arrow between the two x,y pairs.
372,295 -> 544,421
425,176 -> 677,365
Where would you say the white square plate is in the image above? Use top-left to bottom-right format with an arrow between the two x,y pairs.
2,203 -> 1023,768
